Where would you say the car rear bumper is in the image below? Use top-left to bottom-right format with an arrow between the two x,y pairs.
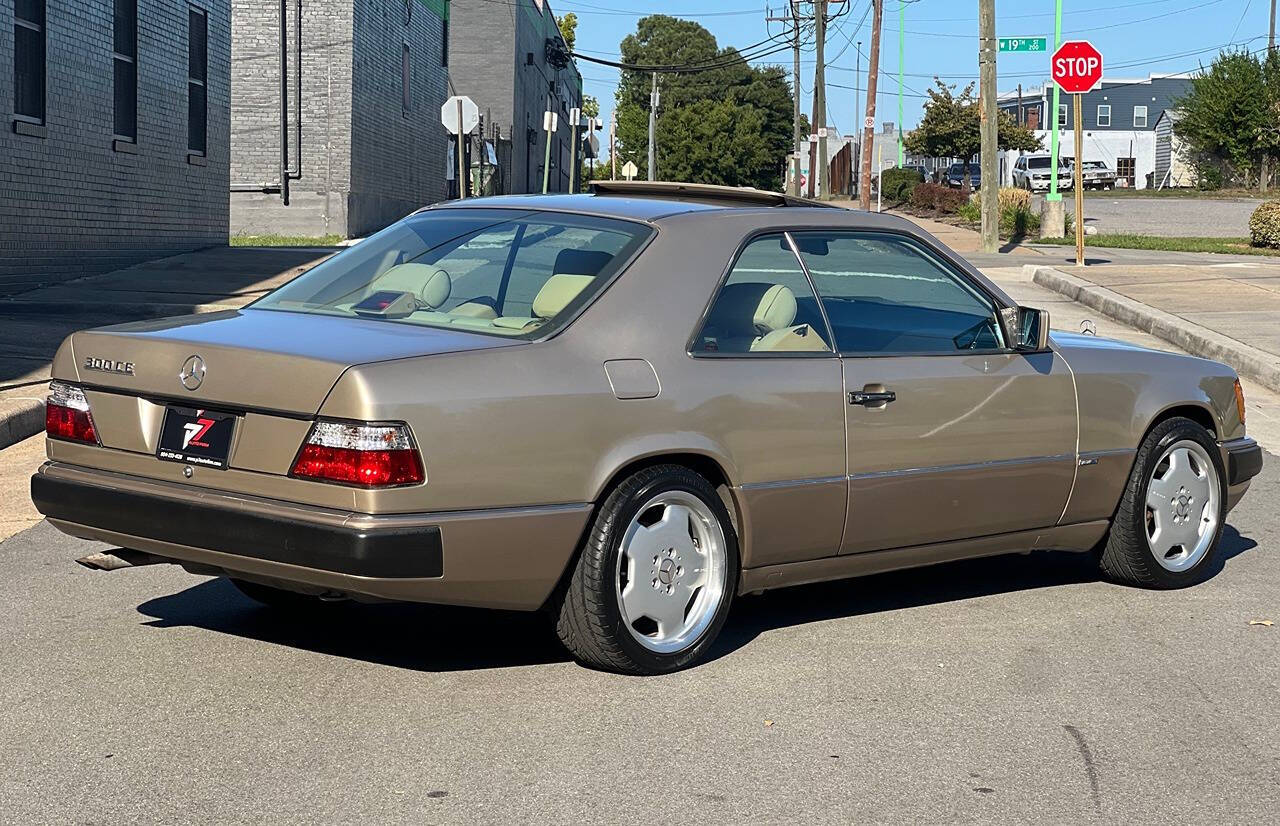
31,461 -> 591,610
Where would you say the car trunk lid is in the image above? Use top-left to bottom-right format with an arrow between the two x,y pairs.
68,308 -> 522,415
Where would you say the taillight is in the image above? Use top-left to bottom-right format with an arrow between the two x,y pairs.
290,421 -> 424,487
45,381 -> 99,444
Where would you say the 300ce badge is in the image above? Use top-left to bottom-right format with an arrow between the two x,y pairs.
82,356 -> 134,376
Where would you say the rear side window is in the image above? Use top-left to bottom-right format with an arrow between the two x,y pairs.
254,209 -> 651,338
790,231 -> 1005,355
693,234 -> 832,355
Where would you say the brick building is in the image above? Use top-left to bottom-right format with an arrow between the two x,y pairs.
448,0 -> 582,195
229,0 -> 449,238
0,0 -> 230,289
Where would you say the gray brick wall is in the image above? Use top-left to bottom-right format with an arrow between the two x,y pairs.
450,0 -> 580,194
230,0 -> 448,238
0,0 -> 231,287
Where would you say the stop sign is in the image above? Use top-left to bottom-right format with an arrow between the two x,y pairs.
1051,40 -> 1103,94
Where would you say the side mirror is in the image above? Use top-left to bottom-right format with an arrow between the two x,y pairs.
1014,306 -> 1051,351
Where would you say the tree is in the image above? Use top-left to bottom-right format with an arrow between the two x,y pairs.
904,79 -> 1040,193
556,12 -> 577,52
613,15 -> 795,189
582,94 -> 599,120
1174,50 -> 1272,189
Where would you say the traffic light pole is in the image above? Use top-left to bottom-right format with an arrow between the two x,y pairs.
1048,0 -> 1064,202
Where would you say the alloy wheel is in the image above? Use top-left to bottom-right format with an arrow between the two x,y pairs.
1144,439 -> 1221,572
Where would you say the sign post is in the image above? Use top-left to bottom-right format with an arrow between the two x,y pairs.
1051,40 -> 1103,266
541,110 -> 558,194
568,107 -> 581,194
441,95 -> 479,199
621,160 -> 638,181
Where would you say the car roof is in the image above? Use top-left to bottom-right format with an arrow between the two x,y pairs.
419,181 -> 842,222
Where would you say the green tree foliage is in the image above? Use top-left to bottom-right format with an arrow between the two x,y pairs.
613,15 -> 794,189
556,12 -> 577,52
582,94 -> 600,120
1174,49 -> 1280,190
904,80 -> 1041,192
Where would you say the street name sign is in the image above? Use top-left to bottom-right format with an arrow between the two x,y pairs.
1051,40 -> 1104,94
998,37 -> 1046,53
441,95 -> 479,135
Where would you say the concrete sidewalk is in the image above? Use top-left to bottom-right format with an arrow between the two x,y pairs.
0,246 -> 335,449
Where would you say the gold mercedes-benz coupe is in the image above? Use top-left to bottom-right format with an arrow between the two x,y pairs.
32,181 -> 1262,674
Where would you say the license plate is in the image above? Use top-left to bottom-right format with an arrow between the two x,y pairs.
156,407 -> 237,470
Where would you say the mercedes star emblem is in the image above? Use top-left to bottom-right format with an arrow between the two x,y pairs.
179,355 -> 206,391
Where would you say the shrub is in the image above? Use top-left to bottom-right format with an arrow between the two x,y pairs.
998,186 -> 1031,213
880,167 -> 924,204
955,200 -> 980,223
1249,201 -> 1280,248
909,182 -> 967,214
1001,205 -> 1040,237
1194,164 -> 1223,191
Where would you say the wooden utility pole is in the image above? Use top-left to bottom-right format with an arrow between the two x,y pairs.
859,0 -> 883,210
1264,0 -> 1277,192
978,0 -> 998,254
768,2 -> 809,195
813,0 -> 829,199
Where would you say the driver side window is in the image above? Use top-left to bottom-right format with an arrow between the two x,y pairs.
790,231 -> 1005,355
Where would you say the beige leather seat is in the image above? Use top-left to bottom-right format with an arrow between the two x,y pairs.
702,282 -> 829,353
486,273 -> 596,332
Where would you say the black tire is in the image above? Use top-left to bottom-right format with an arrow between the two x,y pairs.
1098,417 -> 1227,589
552,465 -> 740,675
229,577 -> 329,610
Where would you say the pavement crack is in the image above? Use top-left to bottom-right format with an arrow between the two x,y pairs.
1063,724 -> 1103,816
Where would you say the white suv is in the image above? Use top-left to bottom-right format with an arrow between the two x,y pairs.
1013,155 -> 1073,192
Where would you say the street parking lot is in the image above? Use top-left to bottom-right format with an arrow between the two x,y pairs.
1068,196 -> 1263,238
2,456 -> 1276,823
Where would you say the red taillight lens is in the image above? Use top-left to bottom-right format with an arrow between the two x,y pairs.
45,381 -> 98,444
290,421 -> 424,487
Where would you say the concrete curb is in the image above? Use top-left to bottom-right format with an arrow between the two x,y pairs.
0,396 -> 44,452
1027,264 -> 1280,393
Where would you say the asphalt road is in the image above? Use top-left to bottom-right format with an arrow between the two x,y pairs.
2,457 -> 1277,823
1065,196 -> 1262,238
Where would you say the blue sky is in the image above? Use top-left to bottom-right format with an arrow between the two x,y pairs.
556,0 -> 1275,138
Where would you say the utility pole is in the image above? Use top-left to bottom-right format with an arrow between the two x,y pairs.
859,0 -> 883,211
813,0 -> 828,199
978,0 -> 998,254
767,2 -> 809,195
854,40 -> 862,194
897,0 -> 904,166
610,113 -> 617,180
1264,0 -> 1276,192
647,72 -> 658,181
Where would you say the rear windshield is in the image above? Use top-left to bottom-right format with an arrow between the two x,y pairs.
1027,156 -> 1051,168
253,208 -> 652,338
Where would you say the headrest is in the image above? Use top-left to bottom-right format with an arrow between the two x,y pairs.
706,282 -> 798,336
554,248 -> 613,277
532,274 -> 595,319
376,263 -> 452,309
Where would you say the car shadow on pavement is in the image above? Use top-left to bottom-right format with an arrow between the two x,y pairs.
709,524 -> 1259,662
136,578 -> 571,672
134,526 -> 1257,673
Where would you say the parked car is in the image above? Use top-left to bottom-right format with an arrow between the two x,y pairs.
1077,159 -> 1118,190
1013,154 -> 1074,192
33,181 -> 1262,675
944,162 -> 982,189
902,164 -> 929,180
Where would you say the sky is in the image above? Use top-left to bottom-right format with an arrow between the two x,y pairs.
555,0 -> 1276,139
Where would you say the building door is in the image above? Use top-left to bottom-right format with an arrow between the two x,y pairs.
1117,157 -> 1136,188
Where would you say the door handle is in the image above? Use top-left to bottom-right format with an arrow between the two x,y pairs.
849,389 -> 896,406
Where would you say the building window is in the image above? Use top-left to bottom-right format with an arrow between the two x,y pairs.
1133,105 -> 1148,128
1117,156 -> 1136,183
1096,104 -> 1110,127
1058,104 -> 1067,128
188,6 -> 207,154
402,43 -> 411,112
113,0 -> 137,141
14,0 -> 46,123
